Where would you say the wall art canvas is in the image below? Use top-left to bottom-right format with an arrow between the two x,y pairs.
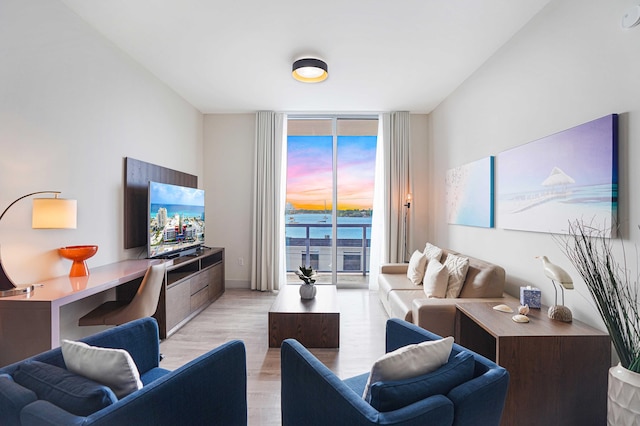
446,156 -> 494,228
496,114 -> 618,235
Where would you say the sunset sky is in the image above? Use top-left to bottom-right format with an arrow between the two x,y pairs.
286,135 -> 377,210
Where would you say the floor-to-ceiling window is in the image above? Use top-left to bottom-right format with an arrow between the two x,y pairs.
285,116 -> 378,287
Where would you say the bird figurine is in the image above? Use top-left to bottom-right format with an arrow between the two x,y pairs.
537,256 -> 573,322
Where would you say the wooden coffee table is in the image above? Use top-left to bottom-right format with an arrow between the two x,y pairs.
268,285 -> 340,348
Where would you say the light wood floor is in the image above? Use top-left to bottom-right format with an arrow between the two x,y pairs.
159,287 -> 389,426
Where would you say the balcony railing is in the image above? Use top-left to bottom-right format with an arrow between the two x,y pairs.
285,223 -> 371,276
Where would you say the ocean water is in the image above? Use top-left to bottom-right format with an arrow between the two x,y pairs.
285,213 -> 372,239
150,204 -> 205,219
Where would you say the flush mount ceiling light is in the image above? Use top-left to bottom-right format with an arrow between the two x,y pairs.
292,58 -> 328,83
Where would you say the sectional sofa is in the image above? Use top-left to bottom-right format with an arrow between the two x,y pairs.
378,248 -> 508,337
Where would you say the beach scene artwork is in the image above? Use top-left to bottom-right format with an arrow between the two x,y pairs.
496,114 -> 618,236
446,156 -> 494,228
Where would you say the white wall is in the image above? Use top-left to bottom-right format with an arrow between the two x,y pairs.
203,113 -> 429,288
408,114 -> 430,255
203,114 -> 255,288
1,0 -> 203,326
429,0 -> 640,331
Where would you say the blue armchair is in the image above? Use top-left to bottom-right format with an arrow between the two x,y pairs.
0,317 -> 247,426
281,318 -> 509,426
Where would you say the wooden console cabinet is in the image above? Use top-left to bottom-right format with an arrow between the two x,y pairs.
154,247 -> 225,338
455,301 -> 610,426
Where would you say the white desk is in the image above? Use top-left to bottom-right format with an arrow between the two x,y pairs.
0,259 -> 158,366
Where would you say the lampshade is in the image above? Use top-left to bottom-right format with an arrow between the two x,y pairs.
32,198 -> 77,229
292,58 -> 328,83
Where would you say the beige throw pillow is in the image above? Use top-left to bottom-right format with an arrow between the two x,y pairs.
406,250 -> 428,285
423,259 -> 449,298
61,340 -> 143,399
443,253 -> 470,298
423,243 -> 443,262
362,336 -> 454,400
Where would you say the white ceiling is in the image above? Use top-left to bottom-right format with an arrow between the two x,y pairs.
60,0 -> 551,114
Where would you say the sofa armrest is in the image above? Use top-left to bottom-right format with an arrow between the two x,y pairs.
380,263 -> 408,274
0,376 -> 37,426
412,297 -> 509,338
281,339 -> 453,426
448,362 -> 509,426
92,339 -> 247,426
411,300 -> 459,338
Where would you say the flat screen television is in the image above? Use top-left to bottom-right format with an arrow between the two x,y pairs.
148,181 -> 205,258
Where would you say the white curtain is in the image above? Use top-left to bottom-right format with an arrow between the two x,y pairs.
369,112 -> 411,290
251,111 -> 287,291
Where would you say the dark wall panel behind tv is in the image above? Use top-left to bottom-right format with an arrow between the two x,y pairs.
124,157 -> 198,249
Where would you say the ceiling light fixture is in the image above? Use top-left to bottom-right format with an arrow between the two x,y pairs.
292,58 -> 328,83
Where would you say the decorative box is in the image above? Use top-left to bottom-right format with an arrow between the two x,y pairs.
520,286 -> 541,309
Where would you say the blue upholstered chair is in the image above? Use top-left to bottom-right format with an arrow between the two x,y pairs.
281,318 -> 509,426
0,317 -> 247,426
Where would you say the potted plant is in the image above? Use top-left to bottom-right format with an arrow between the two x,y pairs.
295,265 -> 317,299
557,220 -> 640,423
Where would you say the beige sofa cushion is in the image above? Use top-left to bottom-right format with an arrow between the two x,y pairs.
423,259 -> 448,298
443,253 -> 470,298
387,289 -> 425,322
406,250 -> 428,285
423,243 -> 443,262
379,266 -> 418,299
454,254 -> 505,298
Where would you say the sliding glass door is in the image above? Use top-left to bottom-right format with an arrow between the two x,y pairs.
285,116 -> 377,287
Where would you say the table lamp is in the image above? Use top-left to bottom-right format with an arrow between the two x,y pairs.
0,191 -> 77,297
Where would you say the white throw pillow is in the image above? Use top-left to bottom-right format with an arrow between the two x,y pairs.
443,253 -> 470,298
406,250 -> 428,285
61,340 -> 143,399
423,243 -> 443,262
362,336 -> 454,400
423,259 -> 449,298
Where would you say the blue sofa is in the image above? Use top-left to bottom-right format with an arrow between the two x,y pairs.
281,318 -> 509,426
0,317 -> 247,426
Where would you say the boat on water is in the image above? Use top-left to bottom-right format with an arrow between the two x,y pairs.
318,201 -> 329,222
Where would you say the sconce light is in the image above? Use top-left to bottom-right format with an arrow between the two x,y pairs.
403,193 -> 412,263
537,256 -> 573,322
0,191 -> 77,297
292,58 -> 328,83
404,193 -> 412,209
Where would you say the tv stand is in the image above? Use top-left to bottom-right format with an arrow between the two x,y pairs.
154,247 -> 225,339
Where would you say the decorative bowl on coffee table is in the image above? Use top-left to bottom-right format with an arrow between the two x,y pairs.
58,245 -> 98,277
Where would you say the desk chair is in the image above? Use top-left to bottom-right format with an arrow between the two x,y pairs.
79,263 -> 165,326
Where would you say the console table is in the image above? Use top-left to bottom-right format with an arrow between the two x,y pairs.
455,301 -> 610,426
0,259 -> 156,366
0,247 -> 225,366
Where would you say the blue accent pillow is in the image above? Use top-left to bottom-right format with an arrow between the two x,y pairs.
367,350 -> 475,412
13,360 -> 117,417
